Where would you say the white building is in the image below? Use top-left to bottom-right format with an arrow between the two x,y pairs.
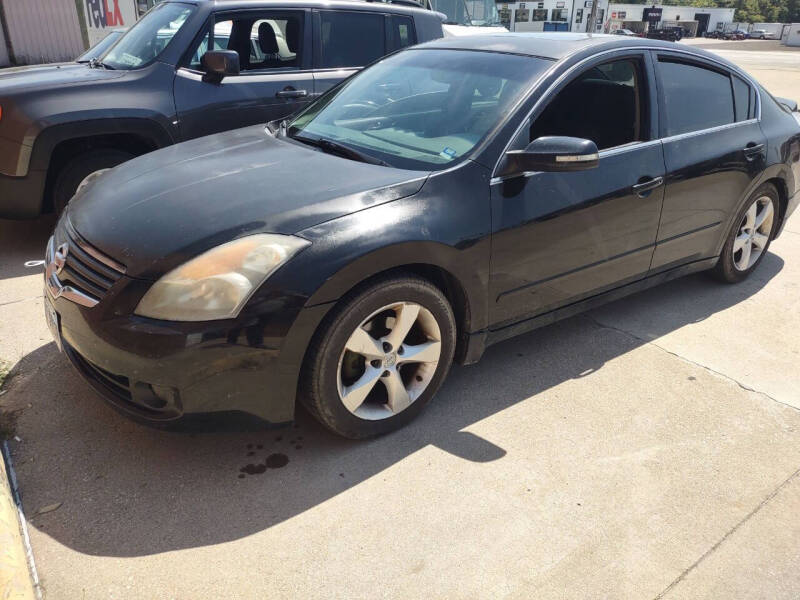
605,3 -> 735,36
784,23 -> 800,46
499,0 -> 735,36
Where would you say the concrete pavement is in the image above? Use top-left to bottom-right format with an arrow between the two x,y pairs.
1,45 -> 800,599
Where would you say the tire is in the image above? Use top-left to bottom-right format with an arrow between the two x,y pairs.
300,274 -> 457,439
53,149 -> 134,214
712,183 -> 780,283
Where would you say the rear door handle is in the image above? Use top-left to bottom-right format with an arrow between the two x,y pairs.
276,88 -> 308,99
632,176 -> 664,197
743,143 -> 765,161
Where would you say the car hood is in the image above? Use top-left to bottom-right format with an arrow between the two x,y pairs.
69,125 -> 428,279
0,62 -> 123,94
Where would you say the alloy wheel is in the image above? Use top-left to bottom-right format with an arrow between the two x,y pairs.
733,195 -> 774,271
336,302 -> 442,420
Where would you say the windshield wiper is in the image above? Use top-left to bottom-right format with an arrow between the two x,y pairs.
295,135 -> 389,167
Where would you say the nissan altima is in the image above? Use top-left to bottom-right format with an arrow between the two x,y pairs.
45,33 -> 800,438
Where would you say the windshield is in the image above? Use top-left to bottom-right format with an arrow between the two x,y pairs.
287,49 -> 550,170
429,0 -> 502,25
76,30 -> 125,62
101,3 -> 195,70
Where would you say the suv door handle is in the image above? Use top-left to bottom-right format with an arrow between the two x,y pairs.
276,88 -> 308,99
743,143 -> 765,161
631,176 -> 664,197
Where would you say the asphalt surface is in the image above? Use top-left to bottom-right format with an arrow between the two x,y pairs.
1,42 -> 800,599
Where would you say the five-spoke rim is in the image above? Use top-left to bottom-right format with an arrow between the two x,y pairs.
337,302 -> 441,420
733,196 -> 774,272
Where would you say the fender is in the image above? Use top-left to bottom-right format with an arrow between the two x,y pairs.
304,239 -> 489,335
28,117 -> 177,174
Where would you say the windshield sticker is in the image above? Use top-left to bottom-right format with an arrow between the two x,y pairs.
439,147 -> 457,160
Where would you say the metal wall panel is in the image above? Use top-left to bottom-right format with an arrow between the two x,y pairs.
0,22 -> 9,66
3,0 -> 86,64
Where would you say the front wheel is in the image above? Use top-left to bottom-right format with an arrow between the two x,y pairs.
53,149 -> 134,214
300,275 -> 456,438
712,183 -> 779,283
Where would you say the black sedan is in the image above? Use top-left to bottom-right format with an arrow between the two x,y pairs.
45,33 -> 800,438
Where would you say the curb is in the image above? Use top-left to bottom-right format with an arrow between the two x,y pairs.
1,440 -> 38,600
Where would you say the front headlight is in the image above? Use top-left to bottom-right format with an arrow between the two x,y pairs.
134,234 -> 310,321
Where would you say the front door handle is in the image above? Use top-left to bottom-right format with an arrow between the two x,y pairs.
743,143 -> 765,161
276,88 -> 308,99
632,176 -> 664,197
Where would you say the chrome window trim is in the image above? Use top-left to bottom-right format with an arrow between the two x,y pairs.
661,118 -> 760,144
491,45 -> 762,179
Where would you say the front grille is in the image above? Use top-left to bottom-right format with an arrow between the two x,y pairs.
53,218 -> 126,304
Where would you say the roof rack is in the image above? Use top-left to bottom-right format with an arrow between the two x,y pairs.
362,0 -> 425,8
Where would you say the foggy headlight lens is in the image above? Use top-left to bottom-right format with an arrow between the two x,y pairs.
134,234 -> 310,321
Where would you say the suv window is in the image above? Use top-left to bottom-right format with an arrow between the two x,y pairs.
319,11 -> 385,69
530,59 -> 645,151
658,59 -> 735,136
188,13 -> 304,72
390,15 -> 416,51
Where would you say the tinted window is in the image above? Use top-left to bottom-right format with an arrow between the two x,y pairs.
531,59 -> 645,150
289,49 -> 550,170
320,12 -> 384,69
733,75 -> 752,121
659,59 -> 735,136
391,16 -> 416,51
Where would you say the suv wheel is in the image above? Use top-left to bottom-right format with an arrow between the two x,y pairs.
300,275 -> 456,438
53,149 -> 134,214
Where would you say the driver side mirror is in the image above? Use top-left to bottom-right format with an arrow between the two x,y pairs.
497,136 -> 599,178
201,50 -> 240,84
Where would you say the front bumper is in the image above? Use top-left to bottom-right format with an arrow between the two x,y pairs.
46,269 -> 332,426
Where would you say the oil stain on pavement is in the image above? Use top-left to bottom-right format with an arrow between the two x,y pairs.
238,431 -> 304,478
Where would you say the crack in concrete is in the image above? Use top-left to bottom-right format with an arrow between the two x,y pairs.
582,314 -> 799,413
653,465 -> 800,599
0,295 -> 43,308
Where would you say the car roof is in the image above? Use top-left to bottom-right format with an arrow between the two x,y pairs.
415,32 -> 718,61
179,0 -> 438,17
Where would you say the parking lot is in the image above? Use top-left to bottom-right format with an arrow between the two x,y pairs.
1,41 -> 800,599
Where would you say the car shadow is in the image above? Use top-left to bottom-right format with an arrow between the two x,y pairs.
0,217 -> 56,281
6,252 -> 784,558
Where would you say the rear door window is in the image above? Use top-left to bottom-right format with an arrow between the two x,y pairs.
658,58 -> 735,136
318,11 -> 385,69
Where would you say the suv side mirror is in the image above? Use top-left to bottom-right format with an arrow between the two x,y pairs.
201,50 -> 240,84
498,136 -> 599,177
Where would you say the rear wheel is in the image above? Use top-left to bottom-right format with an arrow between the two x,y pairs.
53,149 -> 134,214
712,183 -> 779,283
300,275 -> 456,438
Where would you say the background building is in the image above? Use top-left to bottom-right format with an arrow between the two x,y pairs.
0,0 -> 159,66
499,0 -> 735,35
